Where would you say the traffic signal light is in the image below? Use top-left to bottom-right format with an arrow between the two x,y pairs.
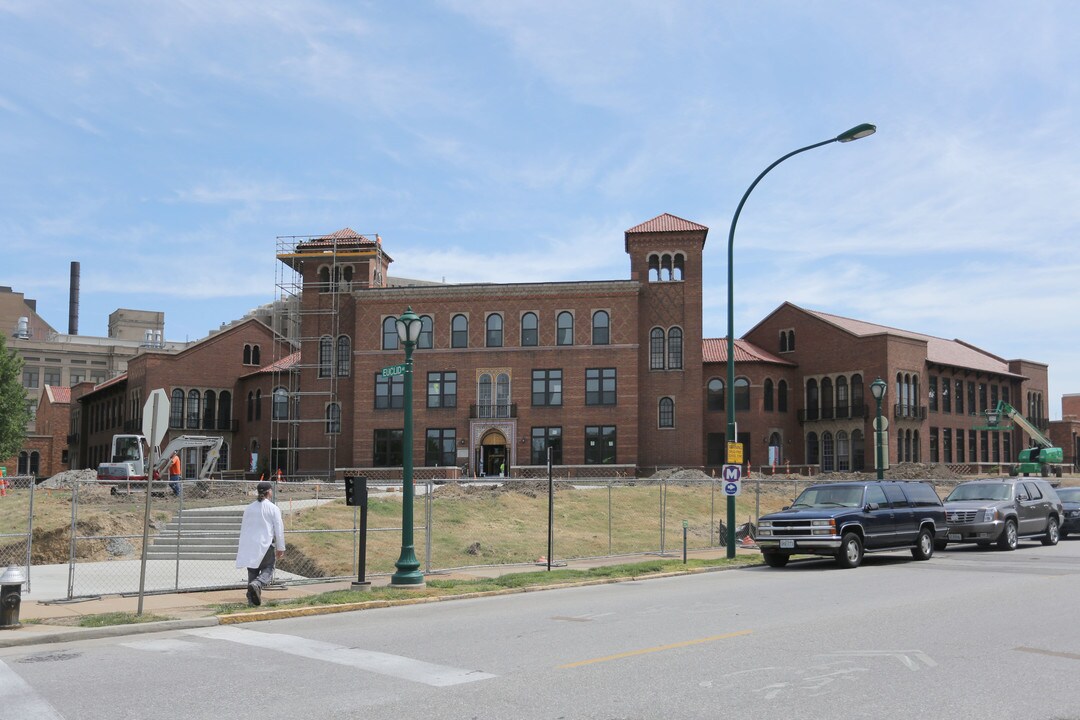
344,476 -> 367,507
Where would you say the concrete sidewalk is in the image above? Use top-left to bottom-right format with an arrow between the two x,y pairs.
0,547 -> 760,648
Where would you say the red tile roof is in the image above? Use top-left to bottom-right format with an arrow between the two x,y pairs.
241,351 -> 300,378
702,338 -> 795,365
297,228 -> 379,249
626,213 -> 709,234
45,385 -> 71,404
803,309 -> 1023,377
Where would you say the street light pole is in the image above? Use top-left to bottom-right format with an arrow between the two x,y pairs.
725,123 -> 876,558
871,377 -> 887,481
391,307 -> 425,587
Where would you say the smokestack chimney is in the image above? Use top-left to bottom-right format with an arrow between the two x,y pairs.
68,261 -> 80,335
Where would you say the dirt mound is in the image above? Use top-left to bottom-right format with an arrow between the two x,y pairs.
39,469 -> 97,489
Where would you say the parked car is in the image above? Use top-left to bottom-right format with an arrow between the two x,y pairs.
939,479 -> 1063,551
756,481 -> 947,569
1056,486 -> 1080,539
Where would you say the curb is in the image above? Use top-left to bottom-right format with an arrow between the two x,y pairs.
4,561 -> 758,646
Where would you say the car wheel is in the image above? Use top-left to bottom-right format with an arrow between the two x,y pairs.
762,552 -> 789,568
933,539 -> 948,552
1041,465 -> 1050,478
997,518 -> 1018,550
1008,466 -> 1019,477
911,528 -> 934,560
1042,516 -> 1060,546
835,532 -> 863,569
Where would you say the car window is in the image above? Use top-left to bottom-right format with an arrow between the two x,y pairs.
945,483 -> 1010,502
1023,482 -> 1043,500
792,485 -> 865,508
1015,484 -> 1030,501
1059,488 -> 1080,502
882,484 -> 908,507
901,482 -> 942,507
865,485 -> 888,507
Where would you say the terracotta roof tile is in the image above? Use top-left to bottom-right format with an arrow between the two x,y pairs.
297,228 -> 379,249
45,385 -> 71,404
626,213 -> 708,234
241,351 -> 300,378
702,338 -> 796,365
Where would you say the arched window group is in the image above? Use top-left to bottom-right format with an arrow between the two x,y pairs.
804,374 -> 864,420
320,335 -> 351,377
649,327 -> 684,370
895,372 -> 921,418
243,344 -> 261,366
17,451 -> 40,476
779,329 -> 795,353
172,388 -> 232,430
477,372 -> 512,418
647,252 -> 686,282
897,429 -> 921,463
247,389 -> 263,421
317,264 -> 355,293
812,430 -> 867,472
393,310 -> 613,349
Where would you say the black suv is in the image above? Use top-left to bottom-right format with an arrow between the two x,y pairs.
756,481 -> 948,569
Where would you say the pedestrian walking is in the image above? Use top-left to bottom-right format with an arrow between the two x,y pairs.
168,451 -> 182,496
235,481 -> 285,606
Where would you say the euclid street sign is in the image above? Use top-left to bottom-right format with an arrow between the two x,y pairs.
381,363 -> 407,378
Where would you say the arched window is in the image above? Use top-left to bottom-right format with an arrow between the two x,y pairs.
496,373 -> 510,418
556,312 -> 574,346
452,314 -> 468,348
521,312 -> 538,346
17,452 -> 27,475
203,390 -> 216,430
418,315 -> 433,349
187,389 -> 200,429
658,397 -> 674,428
734,378 -> 750,412
318,267 -> 330,293
486,314 -> 503,347
807,432 -> 820,465
806,379 -> 819,420
648,254 -> 660,282
778,379 -> 788,412
478,373 -> 492,418
170,389 -> 184,428
382,317 -> 398,351
592,311 -> 610,345
914,429 -> 921,462
251,345 -> 260,365
837,431 -> 850,471
667,328 -> 683,369
219,391 -> 231,428
851,374 -> 864,414
326,403 -> 341,434
243,344 -> 252,365
821,377 -> 834,418
763,379 -> 774,412
336,335 -> 351,377
255,390 -> 262,420
779,331 -> 788,353
789,330 -> 796,351
319,336 -> 333,377
247,391 -> 254,422
836,376 -> 849,418
273,387 -> 289,420
707,379 -> 724,411
673,254 -> 684,281
219,442 -> 229,471
29,451 -> 39,476
650,328 -> 665,370
822,431 -> 834,472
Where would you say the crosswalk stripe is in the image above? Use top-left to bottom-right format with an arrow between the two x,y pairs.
0,660 -> 65,720
186,626 -> 496,687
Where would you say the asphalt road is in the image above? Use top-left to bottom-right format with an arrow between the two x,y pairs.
3,538 -> 1080,720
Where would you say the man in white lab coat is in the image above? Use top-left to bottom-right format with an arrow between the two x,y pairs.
235,481 -> 285,606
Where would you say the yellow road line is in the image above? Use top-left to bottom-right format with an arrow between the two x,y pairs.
558,629 -> 753,669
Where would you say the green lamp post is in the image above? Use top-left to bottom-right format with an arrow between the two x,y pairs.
390,306 -> 425,587
870,377 -> 887,480
725,123 -> 876,558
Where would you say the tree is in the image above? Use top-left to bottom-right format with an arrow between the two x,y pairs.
0,334 -> 31,461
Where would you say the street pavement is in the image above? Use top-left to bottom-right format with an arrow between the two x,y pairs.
0,546 -> 760,648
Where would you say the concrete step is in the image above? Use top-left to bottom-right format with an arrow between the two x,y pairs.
152,537 -> 239,548
165,522 -> 241,532
144,550 -> 238,561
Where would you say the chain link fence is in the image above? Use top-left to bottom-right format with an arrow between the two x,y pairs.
0,475 -> 35,592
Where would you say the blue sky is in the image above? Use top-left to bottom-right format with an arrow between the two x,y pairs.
2,1 -> 1078,417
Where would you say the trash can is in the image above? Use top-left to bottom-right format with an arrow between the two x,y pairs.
0,565 -> 26,629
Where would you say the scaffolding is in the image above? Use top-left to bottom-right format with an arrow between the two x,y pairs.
273,230 -> 388,480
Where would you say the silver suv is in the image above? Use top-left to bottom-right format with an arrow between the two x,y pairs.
939,479 -> 1063,551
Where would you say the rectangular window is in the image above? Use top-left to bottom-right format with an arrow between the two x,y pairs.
990,384 -> 999,410
425,428 -> 456,467
956,429 -> 965,463
928,376 -> 938,412
978,383 -> 987,413
1003,433 -> 1011,464
531,426 -> 562,465
980,430 -> 989,462
955,379 -> 964,415
968,431 -> 977,465
427,371 -> 457,408
585,368 -> 616,406
22,368 -> 39,388
929,427 -> 939,463
943,428 -> 952,463
584,425 -> 616,464
70,372 -> 84,384
941,378 -> 951,413
44,368 -> 61,386
967,381 -> 976,416
375,374 -> 404,409
374,429 -> 404,466
532,369 -> 563,406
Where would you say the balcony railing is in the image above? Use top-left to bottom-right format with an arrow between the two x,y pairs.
797,404 -> 869,423
469,403 -> 517,419
893,404 -> 927,420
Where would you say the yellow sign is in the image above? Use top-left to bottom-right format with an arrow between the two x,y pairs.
727,442 -> 744,464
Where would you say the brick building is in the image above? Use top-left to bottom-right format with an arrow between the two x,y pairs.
1051,394 -> 1080,467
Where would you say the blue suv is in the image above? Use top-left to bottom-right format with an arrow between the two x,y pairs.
756,481 -> 948,569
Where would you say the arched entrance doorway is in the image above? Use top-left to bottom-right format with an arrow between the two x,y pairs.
478,430 -> 508,477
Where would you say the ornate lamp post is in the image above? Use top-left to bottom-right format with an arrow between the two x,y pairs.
725,124 -> 876,557
870,377 -> 887,480
391,307 -> 425,587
